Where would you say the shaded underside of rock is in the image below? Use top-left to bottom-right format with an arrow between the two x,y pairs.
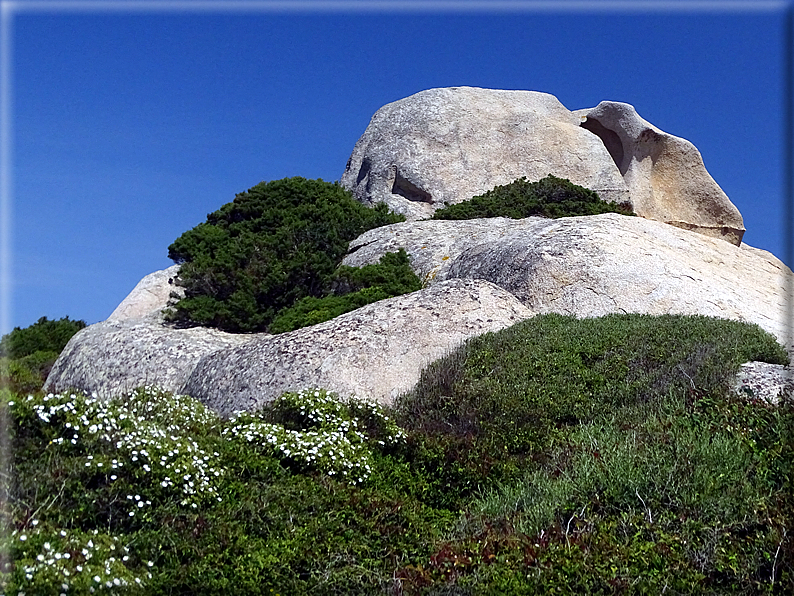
44,315 -> 255,398
341,86 -> 744,245
182,279 -> 534,415
341,213 -> 792,347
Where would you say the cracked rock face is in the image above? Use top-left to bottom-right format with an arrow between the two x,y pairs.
341,86 -> 744,245
342,213 -> 792,347
182,279 -> 534,415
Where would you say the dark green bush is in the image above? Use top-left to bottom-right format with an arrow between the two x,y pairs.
0,315 -> 86,359
431,174 -> 635,220
0,316 -> 86,393
166,177 -> 405,333
269,249 -> 422,333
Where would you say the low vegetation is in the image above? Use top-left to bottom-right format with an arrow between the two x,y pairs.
431,174 -> 635,220
165,177 -> 409,333
4,313 -> 793,594
268,249 -> 421,333
0,316 -> 86,395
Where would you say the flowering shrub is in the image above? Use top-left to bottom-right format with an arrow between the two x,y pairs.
5,387 -> 226,593
17,388 -> 224,512
223,388 -> 405,483
5,526 -> 151,594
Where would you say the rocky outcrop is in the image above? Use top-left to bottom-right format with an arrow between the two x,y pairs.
340,213 -> 792,348
182,279 -> 533,415
44,88 -> 784,412
45,278 -> 533,410
107,265 -> 182,322
44,313 -> 255,398
341,87 -> 744,245
574,101 -> 744,245
341,87 -> 628,221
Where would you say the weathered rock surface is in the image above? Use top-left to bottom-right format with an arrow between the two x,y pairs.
734,361 -> 794,404
107,265 -> 182,322
182,279 -> 534,415
341,86 -> 744,245
574,101 -> 744,245
343,217 -> 545,284
44,314 -> 255,398
340,213 -> 792,347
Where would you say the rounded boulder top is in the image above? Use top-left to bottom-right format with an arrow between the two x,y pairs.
341,86 -> 744,245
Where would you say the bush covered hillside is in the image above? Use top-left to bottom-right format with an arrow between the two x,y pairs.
166,177 -> 413,333
4,313 -> 793,595
0,316 -> 86,395
432,174 -> 635,220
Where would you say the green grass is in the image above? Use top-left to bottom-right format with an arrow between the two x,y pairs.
3,314 -> 793,594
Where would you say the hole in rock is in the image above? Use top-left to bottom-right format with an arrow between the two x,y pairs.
580,117 -> 626,175
392,171 -> 432,203
356,158 -> 372,185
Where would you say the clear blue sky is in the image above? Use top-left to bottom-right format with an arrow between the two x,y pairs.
2,0 -> 790,334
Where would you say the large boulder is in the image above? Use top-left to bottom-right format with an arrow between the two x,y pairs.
44,313 -> 255,398
341,87 -> 628,221
182,279 -> 533,415
340,87 -> 744,245
341,213 -> 792,348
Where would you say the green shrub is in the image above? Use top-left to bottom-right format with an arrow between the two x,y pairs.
0,351 -> 60,395
0,316 -> 86,394
166,177 -> 405,333
388,314 -> 792,593
431,174 -> 635,220
269,249 -> 422,333
0,316 -> 86,359
393,314 -> 788,506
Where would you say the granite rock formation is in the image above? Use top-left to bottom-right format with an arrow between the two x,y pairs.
341,87 -> 744,245
343,213 -> 790,345
182,279 -> 533,415
574,101 -> 744,244
45,312 -> 255,398
45,88 -> 788,412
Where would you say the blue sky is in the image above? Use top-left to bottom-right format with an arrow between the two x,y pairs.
1,0 -> 791,334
